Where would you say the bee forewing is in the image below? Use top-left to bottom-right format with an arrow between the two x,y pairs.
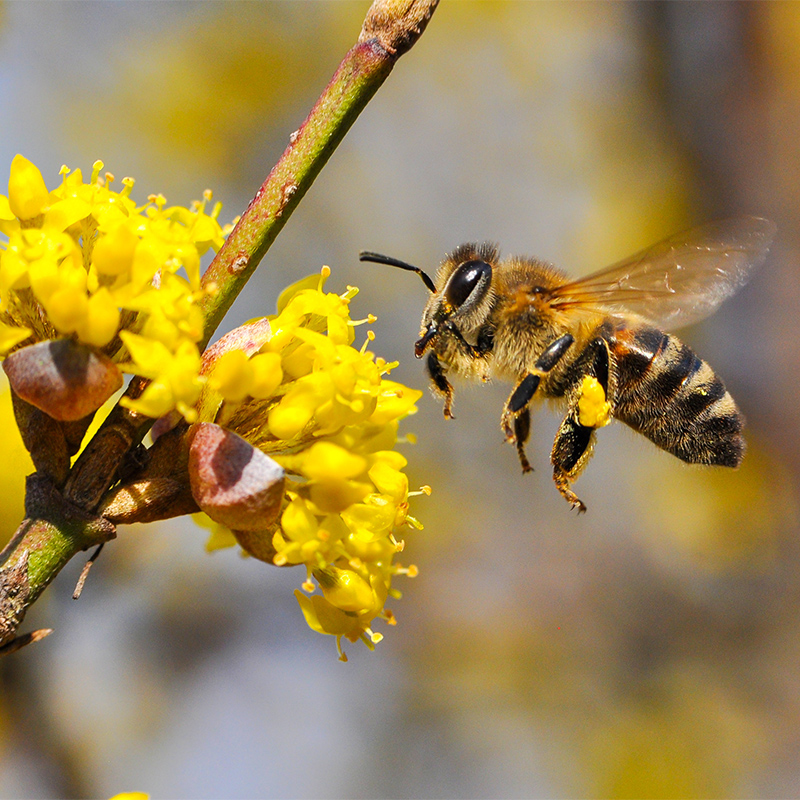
550,216 -> 776,329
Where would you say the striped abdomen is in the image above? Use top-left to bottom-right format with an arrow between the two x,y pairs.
608,323 -> 744,467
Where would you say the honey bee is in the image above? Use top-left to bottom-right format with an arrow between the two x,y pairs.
360,217 -> 776,512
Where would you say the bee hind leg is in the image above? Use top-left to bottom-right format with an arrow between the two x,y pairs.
551,415 -> 594,513
553,468 -> 587,514
549,335 -> 614,512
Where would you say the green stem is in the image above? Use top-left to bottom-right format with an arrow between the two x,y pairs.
198,0 -> 438,347
0,476 -> 115,647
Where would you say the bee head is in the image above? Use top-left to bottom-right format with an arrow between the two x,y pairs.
359,244 -> 497,358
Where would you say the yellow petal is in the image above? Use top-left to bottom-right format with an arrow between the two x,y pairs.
281,497 -> 318,542
0,321 -> 32,355
302,441 -> 367,481
318,567 -> 376,613
77,288 -> 121,347
8,155 -> 49,220
94,220 -> 139,276
46,287 -> 89,334
248,352 -> 283,399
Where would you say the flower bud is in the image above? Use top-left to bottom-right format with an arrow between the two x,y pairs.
318,567 -> 376,613
8,154 -> 49,220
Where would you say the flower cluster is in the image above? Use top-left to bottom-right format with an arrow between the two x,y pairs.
0,156 -> 426,659
0,154 -> 227,421
199,273 -> 425,659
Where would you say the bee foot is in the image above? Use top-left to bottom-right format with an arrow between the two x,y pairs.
554,470 -> 587,513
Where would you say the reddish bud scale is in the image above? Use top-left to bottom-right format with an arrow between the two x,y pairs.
3,339 -> 122,422
188,422 -> 285,532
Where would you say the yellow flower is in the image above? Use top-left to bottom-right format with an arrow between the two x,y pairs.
0,155 -> 426,657
0,155 -> 227,422
118,333 -> 203,422
200,273 -> 424,656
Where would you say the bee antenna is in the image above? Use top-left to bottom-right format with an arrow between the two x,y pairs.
359,250 -> 437,294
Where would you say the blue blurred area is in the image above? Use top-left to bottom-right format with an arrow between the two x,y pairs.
2,2 -> 800,798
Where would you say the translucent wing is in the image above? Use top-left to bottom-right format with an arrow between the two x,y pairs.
547,217 -> 776,329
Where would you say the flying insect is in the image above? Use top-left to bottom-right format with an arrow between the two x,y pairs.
360,217 -> 776,512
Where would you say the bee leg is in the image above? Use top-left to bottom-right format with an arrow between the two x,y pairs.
476,325 -> 495,356
502,373 -> 541,439
501,333 -> 575,440
551,415 -> 593,513
553,467 -> 587,514
426,351 -> 455,419
550,339 -> 612,513
513,407 -> 533,473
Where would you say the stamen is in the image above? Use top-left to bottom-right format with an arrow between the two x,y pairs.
378,359 -> 399,376
91,160 -> 104,184
383,609 -> 397,626
360,329 -> 375,354
348,313 -> 377,327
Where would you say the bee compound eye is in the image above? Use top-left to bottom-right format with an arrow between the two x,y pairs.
444,259 -> 492,309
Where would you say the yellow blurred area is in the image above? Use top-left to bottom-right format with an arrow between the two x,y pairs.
108,794 -> 149,800
586,667 -> 761,799
0,374 -> 33,547
69,4 -> 363,188
638,439 -> 799,573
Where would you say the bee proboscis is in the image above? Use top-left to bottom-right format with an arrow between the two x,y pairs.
360,217 -> 776,512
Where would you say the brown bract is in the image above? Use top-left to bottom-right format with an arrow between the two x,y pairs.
188,422 -> 285,532
3,339 -> 122,422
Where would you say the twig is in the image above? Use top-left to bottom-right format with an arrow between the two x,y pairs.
72,543 -> 105,600
197,0 -> 439,347
0,628 -> 53,657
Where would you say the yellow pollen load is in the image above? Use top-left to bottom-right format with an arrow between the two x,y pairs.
577,375 -> 612,428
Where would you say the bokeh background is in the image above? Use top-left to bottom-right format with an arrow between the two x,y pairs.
1,2 -> 800,797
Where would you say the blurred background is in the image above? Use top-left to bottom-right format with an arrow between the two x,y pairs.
1,1 -> 800,797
